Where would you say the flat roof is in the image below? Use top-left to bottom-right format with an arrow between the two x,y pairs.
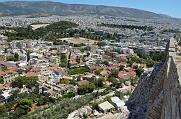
98,101 -> 114,111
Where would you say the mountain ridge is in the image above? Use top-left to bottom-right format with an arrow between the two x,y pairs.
0,1 -> 173,19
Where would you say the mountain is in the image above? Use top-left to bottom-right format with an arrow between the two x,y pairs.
0,1 -> 171,19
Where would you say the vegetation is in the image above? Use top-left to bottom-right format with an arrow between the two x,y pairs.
4,21 -> 78,41
128,55 -> 160,68
130,77 -> 139,86
3,22 -> 120,44
94,78 -> 104,88
161,29 -> 181,34
135,67 -> 144,76
0,105 -> 7,116
37,97 -> 55,106
1,65 -> 8,72
6,53 -> 19,61
14,98 -> 33,117
115,91 -> 125,99
18,93 -> 96,119
98,23 -> 153,31
59,53 -> 67,68
11,76 -> 38,89
0,78 -> 4,84
68,67 -> 90,75
77,83 -> 95,95
63,92 -> 76,98
102,60 -> 109,65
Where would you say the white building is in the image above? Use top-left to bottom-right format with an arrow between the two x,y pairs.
111,97 -> 125,110
98,101 -> 114,113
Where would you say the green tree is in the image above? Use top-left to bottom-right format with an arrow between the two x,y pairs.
115,91 -> 125,99
130,77 -> 139,86
77,83 -> 95,95
14,53 -> 19,61
11,76 -> 38,89
63,92 -> 75,98
0,78 -> 4,84
68,67 -> 90,75
94,78 -> 104,88
14,98 -> 33,117
102,60 -> 109,65
0,106 -> 6,115
37,97 -> 47,106
135,67 -> 144,76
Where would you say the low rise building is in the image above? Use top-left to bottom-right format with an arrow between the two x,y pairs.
98,101 -> 114,113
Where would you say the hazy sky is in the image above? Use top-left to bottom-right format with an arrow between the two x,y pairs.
1,0 -> 181,18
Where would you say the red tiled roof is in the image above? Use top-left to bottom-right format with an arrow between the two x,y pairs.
118,69 -> 136,80
124,67 -> 135,72
24,72 -> 39,77
118,71 -> 130,80
100,70 -> 111,77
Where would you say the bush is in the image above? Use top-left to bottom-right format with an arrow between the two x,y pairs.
91,102 -> 99,110
115,91 -> 125,99
37,97 -> 47,106
63,92 -> 75,98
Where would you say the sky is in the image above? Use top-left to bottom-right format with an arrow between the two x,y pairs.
1,0 -> 181,18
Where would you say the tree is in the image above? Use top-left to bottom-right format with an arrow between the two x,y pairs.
110,70 -> 118,78
130,77 -> 139,86
11,76 -> 38,89
95,70 -> 100,75
37,97 -> 47,106
97,41 -> 106,47
91,101 -> 99,110
6,53 -> 19,62
94,78 -> 104,88
102,60 -> 109,65
14,98 -> 33,117
61,54 -> 66,60
145,58 -> 157,68
119,66 -> 124,71
115,91 -> 125,99
68,67 -> 90,75
60,79 -> 69,84
77,83 -> 95,95
76,58 -> 80,63
26,51 -> 30,62
0,106 -> 6,115
60,53 -> 67,68
63,92 -> 75,98
14,53 -> 19,61
135,67 -> 144,76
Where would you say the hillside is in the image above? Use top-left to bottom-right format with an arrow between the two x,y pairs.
0,1 -> 170,19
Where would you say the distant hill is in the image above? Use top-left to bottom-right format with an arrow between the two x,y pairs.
0,1 -> 171,19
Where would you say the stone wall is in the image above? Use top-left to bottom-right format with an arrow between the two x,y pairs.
126,38 -> 181,119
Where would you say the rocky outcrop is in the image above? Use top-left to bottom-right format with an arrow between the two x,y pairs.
126,38 -> 181,119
